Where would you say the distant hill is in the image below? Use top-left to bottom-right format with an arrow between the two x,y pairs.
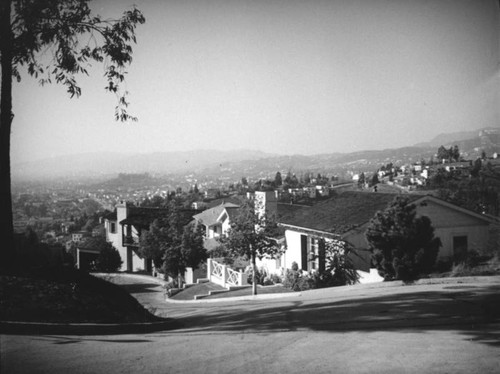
11,127 -> 499,181
12,149 -> 277,181
414,127 -> 499,149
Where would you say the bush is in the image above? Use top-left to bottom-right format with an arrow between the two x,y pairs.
434,258 -> 453,273
270,273 -> 282,284
462,249 -> 491,268
282,268 -> 314,291
247,267 -> 275,285
95,244 -> 123,273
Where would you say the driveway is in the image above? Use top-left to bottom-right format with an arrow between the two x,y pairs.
2,275 -> 500,374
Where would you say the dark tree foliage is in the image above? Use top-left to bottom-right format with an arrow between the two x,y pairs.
0,0 -> 145,271
425,160 -> 500,216
311,239 -> 359,288
358,172 -> 365,187
139,218 -> 169,268
437,145 -> 460,162
274,171 -> 282,187
366,196 -> 441,282
140,195 -> 167,208
95,242 -> 123,273
139,204 -> 207,283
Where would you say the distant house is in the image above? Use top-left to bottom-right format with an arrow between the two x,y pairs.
192,202 -> 240,252
92,223 -> 106,238
71,231 -> 89,243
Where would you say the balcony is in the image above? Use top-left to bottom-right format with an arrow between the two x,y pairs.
123,235 -> 140,247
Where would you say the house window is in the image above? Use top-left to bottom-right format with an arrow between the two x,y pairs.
276,255 -> 282,269
110,222 -> 116,234
309,237 -> 319,271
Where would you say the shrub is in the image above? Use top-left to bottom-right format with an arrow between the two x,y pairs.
283,268 -> 314,291
270,273 -> 282,284
247,267 -> 273,285
434,258 -> 453,273
282,268 -> 301,291
95,244 -> 123,273
366,197 -> 441,282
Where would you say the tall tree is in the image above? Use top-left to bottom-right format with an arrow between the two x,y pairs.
452,145 -> 460,162
274,171 -> 282,187
219,201 -> 283,295
437,145 -> 449,162
358,172 -> 365,188
365,196 -> 441,282
0,0 -> 145,270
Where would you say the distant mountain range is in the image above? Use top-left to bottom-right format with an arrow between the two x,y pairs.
11,127 -> 499,181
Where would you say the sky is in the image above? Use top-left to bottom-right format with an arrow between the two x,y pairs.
10,0 -> 500,164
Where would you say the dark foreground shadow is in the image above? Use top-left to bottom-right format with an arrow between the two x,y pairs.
116,282 -> 163,294
171,284 -> 500,347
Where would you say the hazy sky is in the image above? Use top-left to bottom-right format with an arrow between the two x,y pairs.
10,0 -> 500,164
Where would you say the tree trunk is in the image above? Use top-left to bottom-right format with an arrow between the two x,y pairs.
0,0 -> 14,273
251,253 -> 257,296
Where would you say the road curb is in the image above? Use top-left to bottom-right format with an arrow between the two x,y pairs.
0,319 -> 183,336
166,291 -> 302,303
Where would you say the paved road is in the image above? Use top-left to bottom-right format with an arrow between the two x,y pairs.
2,275 -> 500,373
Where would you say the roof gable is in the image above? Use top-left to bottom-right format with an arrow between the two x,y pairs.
193,203 -> 239,227
412,195 -> 497,225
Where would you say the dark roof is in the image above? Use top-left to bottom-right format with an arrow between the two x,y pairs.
77,237 -> 108,252
120,207 -> 169,228
205,197 -> 244,208
120,207 -> 197,229
278,191 -> 419,234
224,206 -> 241,221
103,209 -> 117,221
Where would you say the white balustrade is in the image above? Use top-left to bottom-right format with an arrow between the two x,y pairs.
207,258 -> 248,289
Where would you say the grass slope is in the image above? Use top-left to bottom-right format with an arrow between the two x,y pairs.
0,269 -> 163,323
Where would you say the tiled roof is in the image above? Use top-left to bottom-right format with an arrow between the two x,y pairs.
278,191 -> 418,234
193,203 -> 239,227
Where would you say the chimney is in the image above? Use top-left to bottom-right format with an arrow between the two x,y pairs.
254,191 -> 278,220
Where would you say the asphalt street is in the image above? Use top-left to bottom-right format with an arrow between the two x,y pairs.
2,275 -> 500,373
